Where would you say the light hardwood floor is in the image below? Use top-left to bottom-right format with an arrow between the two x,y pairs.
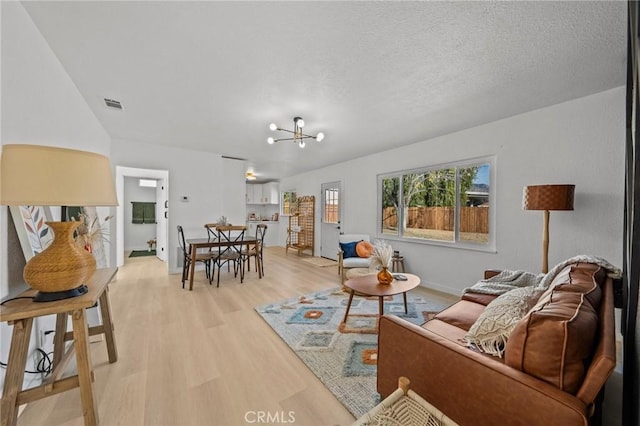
16,247 -> 457,426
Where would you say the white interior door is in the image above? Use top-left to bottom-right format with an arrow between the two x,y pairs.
116,166 -> 169,268
320,181 -> 341,260
155,179 -> 168,262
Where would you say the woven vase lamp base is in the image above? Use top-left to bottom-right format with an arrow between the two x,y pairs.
23,221 -> 96,302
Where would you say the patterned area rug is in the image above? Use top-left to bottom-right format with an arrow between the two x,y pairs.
255,287 -> 448,418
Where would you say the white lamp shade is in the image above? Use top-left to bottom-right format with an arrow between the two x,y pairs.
0,144 -> 118,206
267,137 -> 275,144
269,123 -> 278,131
316,132 -> 325,142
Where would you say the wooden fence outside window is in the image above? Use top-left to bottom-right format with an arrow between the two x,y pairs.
382,206 -> 489,234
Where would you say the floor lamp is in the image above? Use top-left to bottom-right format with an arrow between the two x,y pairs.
0,144 -> 118,302
522,184 -> 575,273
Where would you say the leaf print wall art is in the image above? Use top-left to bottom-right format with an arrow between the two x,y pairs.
9,205 -> 53,261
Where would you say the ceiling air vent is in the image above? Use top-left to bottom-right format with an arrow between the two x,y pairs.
104,98 -> 123,110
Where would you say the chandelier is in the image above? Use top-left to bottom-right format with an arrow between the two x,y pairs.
267,117 -> 325,148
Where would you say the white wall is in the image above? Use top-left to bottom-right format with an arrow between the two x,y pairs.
0,2 -> 113,392
221,158 -> 248,226
123,177 -> 157,251
0,4 -> 111,156
281,87 -> 626,296
110,138 -> 245,272
1,1 -> 113,297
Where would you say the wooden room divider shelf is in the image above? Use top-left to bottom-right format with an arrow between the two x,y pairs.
286,195 -> 315,257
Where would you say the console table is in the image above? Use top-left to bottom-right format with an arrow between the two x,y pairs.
0,267 -> 118,426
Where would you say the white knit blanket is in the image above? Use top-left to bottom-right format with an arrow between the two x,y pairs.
464,255 -> 622,296
538,254 -> 622,288
463,270 -> 543,296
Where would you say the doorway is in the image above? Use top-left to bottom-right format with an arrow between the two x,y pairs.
320,181 -> 342,260
115,166 -> 169,268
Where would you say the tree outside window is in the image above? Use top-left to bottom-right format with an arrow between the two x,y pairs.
282,191 -> 297,215
379,158 -> 493,248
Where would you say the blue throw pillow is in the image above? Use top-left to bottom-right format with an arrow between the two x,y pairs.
340,241 -> 360,258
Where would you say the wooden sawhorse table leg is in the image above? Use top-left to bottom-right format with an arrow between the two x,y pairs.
98,288 -> 118,363
0,316 -> 97,426
71,308 -> 99,426
1,318 -> 34,426
54,289 -> 118,369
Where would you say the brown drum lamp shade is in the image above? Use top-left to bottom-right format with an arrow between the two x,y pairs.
522,184 -> 575,273
0,144 -> 118,302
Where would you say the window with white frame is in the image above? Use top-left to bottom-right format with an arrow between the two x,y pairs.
378,156 -> 495,250
281,191 -> 297,215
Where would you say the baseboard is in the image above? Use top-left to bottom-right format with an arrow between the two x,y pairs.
418,281 -> 460,298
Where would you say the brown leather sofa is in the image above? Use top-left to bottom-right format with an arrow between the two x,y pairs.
377,262 -> 616,426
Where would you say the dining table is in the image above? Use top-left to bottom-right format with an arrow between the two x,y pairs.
185,235 -> 259,291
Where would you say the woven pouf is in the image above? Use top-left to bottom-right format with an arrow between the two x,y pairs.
346,268 -> 375,279
343,268 -> 377,293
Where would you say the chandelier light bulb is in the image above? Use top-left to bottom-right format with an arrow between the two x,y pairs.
267,116 -> 323,148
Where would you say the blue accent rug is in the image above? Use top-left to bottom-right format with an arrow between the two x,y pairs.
286,306 -> 338,324
255,287 -> 448,418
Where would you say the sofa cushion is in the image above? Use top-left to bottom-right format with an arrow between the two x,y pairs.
422,319 -> 471,349
339,241 -> 360,258
504,263 -> 605,394
461,292 -> 498,306
356,240 -> 374,258
434,300 -> 489,331
464,286 -> 544,357
537,263 -> 603,310
504,290 -> 598,394
555,264 -> 603,310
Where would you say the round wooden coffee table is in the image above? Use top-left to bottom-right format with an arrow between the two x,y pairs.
342,273 -> 420,323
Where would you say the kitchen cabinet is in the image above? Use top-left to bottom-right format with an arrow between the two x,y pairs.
247,221 -> 280,246
246,183 -> 279,205
246,184 -> 261,204
262,182 -> 279,204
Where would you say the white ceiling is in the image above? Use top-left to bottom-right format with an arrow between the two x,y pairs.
21,1 -> 626,182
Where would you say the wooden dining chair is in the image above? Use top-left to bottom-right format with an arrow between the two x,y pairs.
177,225 -> 213,288
212,225 -> 246,287
204,223 -> 219,282
204,223 -> 217,242
242,224 -> 267,278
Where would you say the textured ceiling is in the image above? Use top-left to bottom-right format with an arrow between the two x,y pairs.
20,1 -> 626,182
